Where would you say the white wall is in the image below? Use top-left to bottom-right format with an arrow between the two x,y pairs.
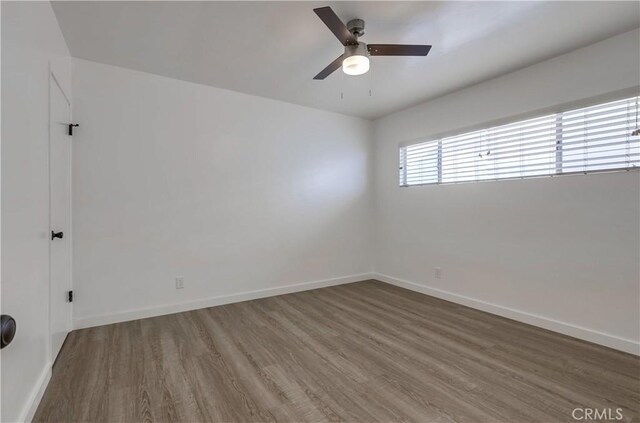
373,29 -> 640,354
1,2 -> 72,421
71,59 -> 373,327
0,6 -> 637,422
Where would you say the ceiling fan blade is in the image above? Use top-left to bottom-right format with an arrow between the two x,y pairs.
367,44 -> 432,56
313,7 -> 357,46
313,55 -> 344,80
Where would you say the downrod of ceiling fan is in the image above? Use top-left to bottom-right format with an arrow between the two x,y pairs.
347,19 -> 365,39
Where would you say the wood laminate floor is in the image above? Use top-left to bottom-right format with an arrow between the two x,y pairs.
34,280 -> 639,423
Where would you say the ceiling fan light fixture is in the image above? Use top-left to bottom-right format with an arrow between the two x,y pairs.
342,55 -> 369,76
342,43 -> 369,76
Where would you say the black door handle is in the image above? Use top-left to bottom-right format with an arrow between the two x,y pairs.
1,315 -> 16,349
51,231 -> 64,240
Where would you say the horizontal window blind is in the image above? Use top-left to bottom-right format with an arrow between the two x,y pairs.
399,96 -> 640,186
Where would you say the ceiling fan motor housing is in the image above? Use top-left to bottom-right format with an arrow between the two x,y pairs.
347,19 -> 365,38
344,42 -> 368,59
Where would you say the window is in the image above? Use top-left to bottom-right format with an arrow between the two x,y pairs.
399,96 -> 640,186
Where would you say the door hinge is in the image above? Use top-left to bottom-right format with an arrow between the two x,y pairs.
68,291 -> 73,302
68,123 -> 79,136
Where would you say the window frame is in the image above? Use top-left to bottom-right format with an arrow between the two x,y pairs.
399,94 -> 640,187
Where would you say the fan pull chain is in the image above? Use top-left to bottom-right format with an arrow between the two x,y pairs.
340,68 -> 344,100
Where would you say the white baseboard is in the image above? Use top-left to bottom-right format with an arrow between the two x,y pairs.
74,273 -> 375,330
20,361 -> 52,423
373,272 -> 640,356
73,271 -> 638,355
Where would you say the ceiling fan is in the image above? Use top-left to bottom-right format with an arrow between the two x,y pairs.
313,6 -> 432,80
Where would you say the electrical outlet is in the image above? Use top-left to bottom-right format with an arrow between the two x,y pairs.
175,276 -> 184,289
435,267 -> 442,279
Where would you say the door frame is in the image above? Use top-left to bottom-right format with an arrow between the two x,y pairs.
48,66 -> 73,364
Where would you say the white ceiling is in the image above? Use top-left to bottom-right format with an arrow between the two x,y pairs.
51,1 -> 640,119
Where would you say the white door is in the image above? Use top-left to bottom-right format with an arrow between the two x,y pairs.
49,72 -> 72,362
